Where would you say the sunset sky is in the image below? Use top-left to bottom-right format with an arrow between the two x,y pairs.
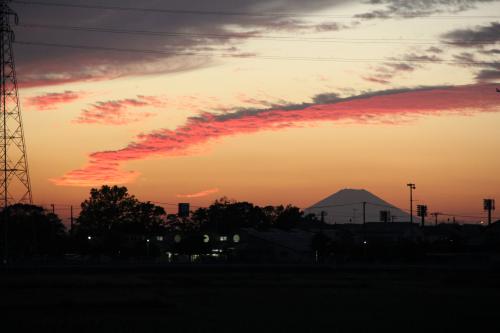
9,0 -> 500,221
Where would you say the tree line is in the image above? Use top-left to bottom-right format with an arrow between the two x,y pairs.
0,185 -> 321,260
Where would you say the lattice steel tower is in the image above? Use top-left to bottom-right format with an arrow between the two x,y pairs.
0,0 -> 32,208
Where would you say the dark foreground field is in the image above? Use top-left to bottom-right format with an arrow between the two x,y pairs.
1,264 -> 499,332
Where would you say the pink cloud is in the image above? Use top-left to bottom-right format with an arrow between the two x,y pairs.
50,160 -> 140,187
176,188 -> 220,198
74,96 -> 164,125
26,91 -> 83,111
52,84 -> 500,187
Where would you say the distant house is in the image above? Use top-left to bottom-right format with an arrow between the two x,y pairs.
423,224 -> 463,244
237,228 -> 314,263
484,221 -> 500,250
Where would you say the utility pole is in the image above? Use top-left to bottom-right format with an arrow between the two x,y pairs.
70,205 -> 74,235
320,210 -> 326,224
407,183 -> 416,224
430,212 -> 441,226
362,201 -> 366,225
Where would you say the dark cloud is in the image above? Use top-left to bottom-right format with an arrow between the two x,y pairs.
480,48 -> 500,55
442,23 -> 500,82
244,18 -> 350,32
452,52 -> 477,65
467,60 -> 500,82
427,46 -> 444,54
362,51 -> 443,84
312,93 -> 341,104
450,52 -> 500,82
400,53 -> 442,62
355,0 -> 498,19
476,67 -> 500,81
10,0 -> 350,87
442,22 -> 500,47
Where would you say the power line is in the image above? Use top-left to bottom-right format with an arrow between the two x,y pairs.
36,201 -> 500,221
18,23 -> 500,45
12,0 -> 340,18
12,1 -> 500,19
310,202 -> 364,209
14,40 -> 497,65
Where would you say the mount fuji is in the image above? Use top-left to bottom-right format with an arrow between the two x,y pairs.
305,189 -> 413,224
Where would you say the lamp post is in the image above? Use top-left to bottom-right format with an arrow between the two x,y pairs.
407,183 -> 416,224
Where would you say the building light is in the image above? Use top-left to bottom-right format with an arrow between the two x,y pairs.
174,235 -> 182,243
233,234 -> 240,243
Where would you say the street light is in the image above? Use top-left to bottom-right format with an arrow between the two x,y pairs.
407,183 -> 416,224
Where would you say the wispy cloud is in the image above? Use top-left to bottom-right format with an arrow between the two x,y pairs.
442,22 -> 500,47
177,188 -> 220,198
25,90 -> 83,111
363,52 -> 442,84
52,84 -> 500,186
74,95 -> 164,125
441,22 -> 500,82
355,0 -> 499,20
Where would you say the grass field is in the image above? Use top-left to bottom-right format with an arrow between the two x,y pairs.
1,264 -> 499,332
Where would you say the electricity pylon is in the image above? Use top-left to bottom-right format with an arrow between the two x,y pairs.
0,0 -> 32,208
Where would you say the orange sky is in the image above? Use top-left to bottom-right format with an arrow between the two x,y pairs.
7,0 -> 500,223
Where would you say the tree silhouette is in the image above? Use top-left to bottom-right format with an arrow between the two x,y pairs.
191,198 -> 318,231
75,185 -> 165,254
0,204 -> 66,259
274,205 -> 303,230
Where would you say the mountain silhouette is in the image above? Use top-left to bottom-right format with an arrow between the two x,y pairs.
305,189 -> 413,224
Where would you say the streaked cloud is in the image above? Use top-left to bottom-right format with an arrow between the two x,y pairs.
50,160 -> 140,187
52,84 -> 500,186
355,0 -> 499,20
443,22 -> 500,82
176,188 -> 220,198
74,95 -> 164,125
363,52 -> 442,84
25,90 -> 83,111
442,22 -> 500,47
